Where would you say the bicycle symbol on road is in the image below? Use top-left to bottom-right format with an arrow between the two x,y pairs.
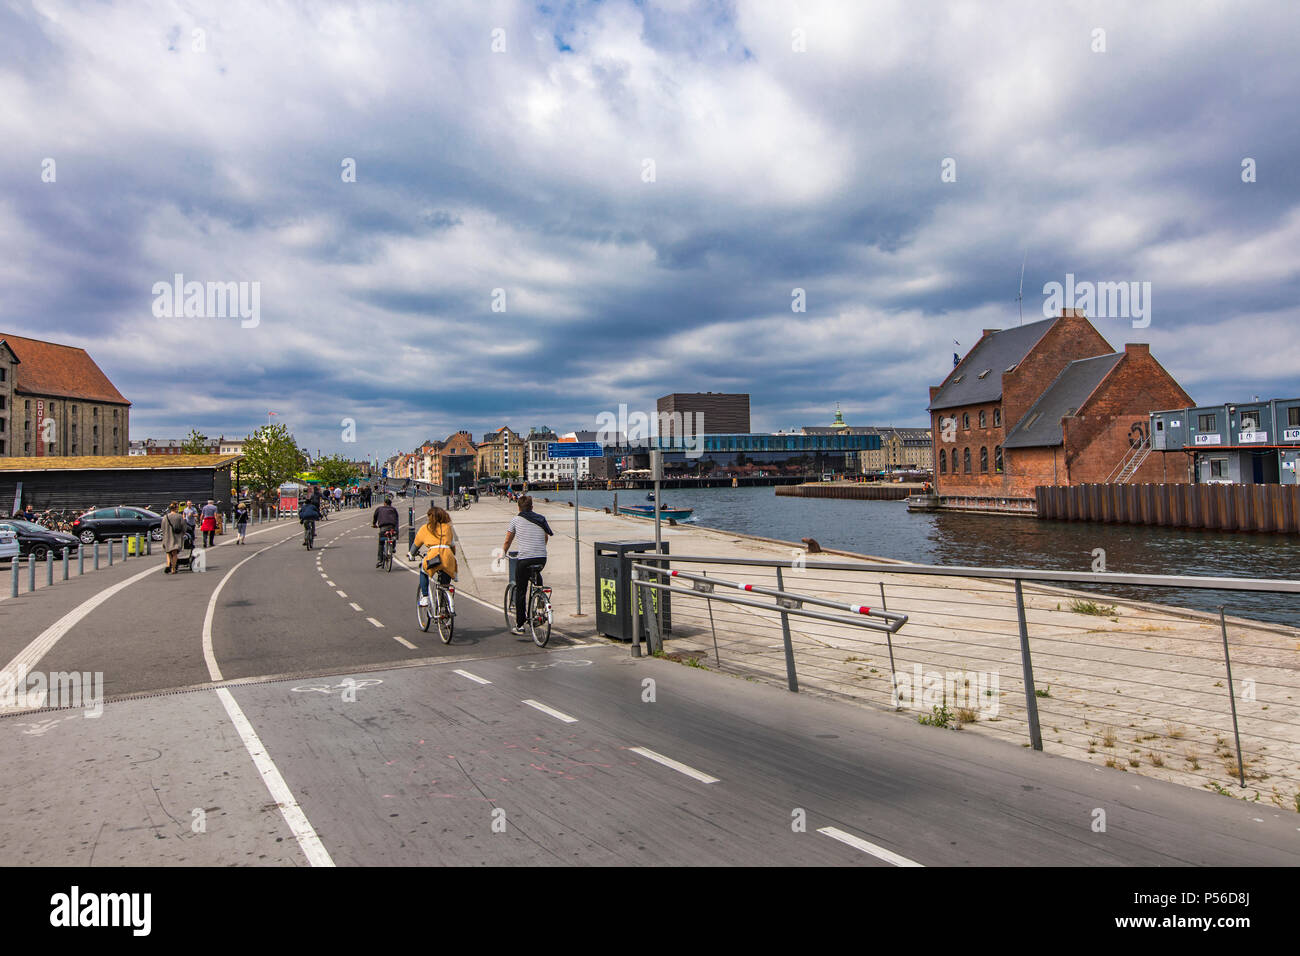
516,659 -> 592,672
291,678 -> 384,694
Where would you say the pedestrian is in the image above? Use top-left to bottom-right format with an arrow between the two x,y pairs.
200,499 -> 218,547
182,500 -> 198,541
161,501 -> 186,574
235,500 -> 249,544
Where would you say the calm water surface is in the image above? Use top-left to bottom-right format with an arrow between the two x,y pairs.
538,485 -> 1300,626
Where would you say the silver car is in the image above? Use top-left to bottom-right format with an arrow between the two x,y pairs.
0,523 -> 19,562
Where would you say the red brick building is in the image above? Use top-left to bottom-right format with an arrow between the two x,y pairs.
928,310 -> 1192,498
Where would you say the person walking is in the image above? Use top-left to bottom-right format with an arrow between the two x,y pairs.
200,499 -> 218,548
235,500 -> 250,544
161,501 -> 186,574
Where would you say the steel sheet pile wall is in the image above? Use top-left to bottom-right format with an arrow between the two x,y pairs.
1036,483 -> 1300,533
776,483 -> 914,500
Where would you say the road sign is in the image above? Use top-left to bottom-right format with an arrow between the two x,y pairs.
548,442 -> 602,458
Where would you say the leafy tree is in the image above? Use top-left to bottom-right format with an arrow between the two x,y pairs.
241,423 -> 303,492
181,428 -> 210,454
314,453 -> 360,488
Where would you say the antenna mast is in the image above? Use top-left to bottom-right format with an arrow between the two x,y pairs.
1017,249 -> 1027,324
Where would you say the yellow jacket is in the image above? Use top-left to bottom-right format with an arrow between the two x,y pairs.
412,520 -> 457,578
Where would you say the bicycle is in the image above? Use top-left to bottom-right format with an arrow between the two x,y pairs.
303,519 -> 316,549
380,528 -> 397,571
503,553 -> 552,647
413,547 -> 455,644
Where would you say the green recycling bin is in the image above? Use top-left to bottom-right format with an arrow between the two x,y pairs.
594,540 -> 671,641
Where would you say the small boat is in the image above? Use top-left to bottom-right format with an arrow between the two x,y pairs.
619,504 -> 694,521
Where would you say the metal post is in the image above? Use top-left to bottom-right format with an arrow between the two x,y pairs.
574,470 -> 581,615
108,537 -> 114,566
147,534 -> 152,556
79,545 -> 84,575
648,579 -> 663,655
1218,607 -> 1247,788
408,506 -> 415,551
704,570 -> 720,665
28,555 -> 35,592
62,547 -> 69,581
46,552 -> 53,586
10,558 -> 17,598
1014,579 -> 1044,751
94,541 -> 100,570
775,566 -> 799,692
652,451 -> 662,554
880,581 -> 898,684
630,567 -> 643,658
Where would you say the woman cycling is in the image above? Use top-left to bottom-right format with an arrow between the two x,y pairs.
410,505 -> 458,610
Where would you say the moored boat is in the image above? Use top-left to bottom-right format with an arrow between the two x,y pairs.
618,504 -> 694,521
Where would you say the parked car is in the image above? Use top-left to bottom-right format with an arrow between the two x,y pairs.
0,519 -> 80,560
70,506 -> 164,544
0,524 -> 18,562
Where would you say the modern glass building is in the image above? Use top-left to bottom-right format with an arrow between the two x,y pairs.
646,432 -> 881,476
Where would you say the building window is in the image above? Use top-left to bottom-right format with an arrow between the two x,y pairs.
1210,458 -> 1227,478
962,413 -> 970,429
0,368 -> 5,381
938,450 -> 947,474
0,396 -> 5,410
0,418 -> 4,432
1288,407 -> 1300,428
1198,413 -> 1216,432
995,446 -> 1003,473
25,400 -> 31,411
963,448 -> 971,473
978,410 -> 986,428
93,407 -> 98,418
979,447 -> 988,472
993,408 -> 1001,427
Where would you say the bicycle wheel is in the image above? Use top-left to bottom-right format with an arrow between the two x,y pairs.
417,579 -> 432,632
528,590 -> 551,647
503,583 -> 515,631
383,543 -> 392,572
436,588 -> 454,644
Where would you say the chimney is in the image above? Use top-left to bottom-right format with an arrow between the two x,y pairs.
1124,343 -> 1150,355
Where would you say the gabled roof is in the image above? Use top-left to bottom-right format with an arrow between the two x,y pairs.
0,453 -> 240,472
1001,352 -> 1124,449
0,333 -> 131,405
928,317 -> 1057,411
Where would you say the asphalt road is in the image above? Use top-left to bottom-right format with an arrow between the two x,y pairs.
1,505 -> 1297,865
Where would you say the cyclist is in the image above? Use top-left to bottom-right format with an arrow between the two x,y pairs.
501,495 -> 552,635
371,494 -> 400,568
298,496 -> 322,547
409,505 -> 458,609
332,485 -> 343,510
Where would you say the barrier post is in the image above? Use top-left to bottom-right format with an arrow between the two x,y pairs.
62,547 -> 69,581
775,566 -> 800,692
1014,579 -> 1044,751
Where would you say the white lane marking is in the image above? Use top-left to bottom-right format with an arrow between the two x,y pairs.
367,617 -> 384,628
628,746 -> 719,784
817,827 -> 923,867
203,540 -> 287,682
349,602 -> 362,612
335,590 -> 347,598
453,669 -> 491,685
393,635 -> 417,650
325,579 -> 334,586
0,563 -> 162,708
215,687 -> 334,867
522,699 -> 578,723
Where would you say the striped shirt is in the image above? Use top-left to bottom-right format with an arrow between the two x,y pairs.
508,514 -> 549,559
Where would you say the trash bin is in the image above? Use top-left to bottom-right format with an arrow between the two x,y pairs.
594,541 -> 671,641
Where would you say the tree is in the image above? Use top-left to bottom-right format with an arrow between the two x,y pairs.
315,453 -> 359,489
181,428 -> 210,454
240,423 -> 303,493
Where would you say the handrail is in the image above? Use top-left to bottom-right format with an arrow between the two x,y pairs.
631,553 -> 1300,594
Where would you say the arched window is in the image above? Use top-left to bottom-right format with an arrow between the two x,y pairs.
962,413 -> 970,429
951,448 -> 958,473
978,410 -> 986,428
980,447 -> 988,472
994,445 -> 1003,473
993,407 -> 1001,427
939,450 -> 947,474
963,448 -> 971,473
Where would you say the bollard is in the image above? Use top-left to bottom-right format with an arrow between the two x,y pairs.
46,552 -> 53,587
94,540 -> 100,570
62,547 -> 69,581
28,555 -> 36,592
147,534 -> 152,556
79,545 -> 85,575
108,537 -> 114,566
10,558 -> 17,598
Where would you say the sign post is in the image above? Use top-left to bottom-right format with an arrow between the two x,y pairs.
548,441 -> 603,616
650,449 -> 663,554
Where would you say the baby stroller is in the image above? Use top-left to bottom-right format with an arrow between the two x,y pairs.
175,527 -> 198,572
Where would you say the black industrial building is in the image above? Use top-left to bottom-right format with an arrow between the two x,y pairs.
1,454 -> 241,515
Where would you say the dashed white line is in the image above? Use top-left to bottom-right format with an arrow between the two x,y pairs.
453,669 -> 491,685
366,617 -> 384,628
349,602 -> 363,612
628,746 -> 719,784
817,827 -> 923,867
325,579 -> 334,586
522,699 -> 578,723
335,590 -> 347,598
393,636 -> 417,650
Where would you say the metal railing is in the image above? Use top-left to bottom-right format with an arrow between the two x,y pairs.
625,552 -> 1300,803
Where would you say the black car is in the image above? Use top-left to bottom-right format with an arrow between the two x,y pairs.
70,506 -> 164,544
0,519 -> 80,560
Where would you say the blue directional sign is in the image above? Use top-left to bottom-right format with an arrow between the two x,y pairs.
548,441 -> 603,458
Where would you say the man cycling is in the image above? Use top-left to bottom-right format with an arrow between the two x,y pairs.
371,494 -> 400,568
501,495 -> 552,635
298,496 -> 322,547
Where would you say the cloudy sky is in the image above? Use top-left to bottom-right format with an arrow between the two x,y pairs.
2,0 -> 1297,459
